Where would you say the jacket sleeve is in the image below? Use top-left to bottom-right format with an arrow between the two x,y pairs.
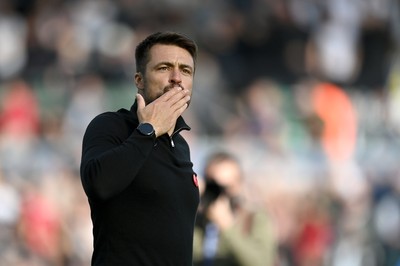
80,112 -> 155,201
221,211 -> 277,266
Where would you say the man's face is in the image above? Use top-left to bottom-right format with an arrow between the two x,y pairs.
206,161 -> 242,198
135,44 -> 195,105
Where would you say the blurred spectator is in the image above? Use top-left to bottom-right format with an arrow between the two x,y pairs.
0,80 -> 40,181
0,79 -> 39,138
372,187 -> 400,266
61,74 -> 107,167
311,82 -> 357,162
291,190 -> 333,266
0,4 -> 27,79
193,151 -> 277,266
18,179 -> 63,265
0,169 -> 21,258
226,78 -> 288,155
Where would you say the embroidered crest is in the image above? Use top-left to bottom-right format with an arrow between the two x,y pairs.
192,174 -> 199,188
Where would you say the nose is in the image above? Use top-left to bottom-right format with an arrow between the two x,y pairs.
169,68 -> 182,84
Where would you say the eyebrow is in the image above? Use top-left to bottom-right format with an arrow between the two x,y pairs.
155,61 -> 194,72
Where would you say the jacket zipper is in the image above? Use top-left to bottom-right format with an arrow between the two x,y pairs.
169,124 -> 190,148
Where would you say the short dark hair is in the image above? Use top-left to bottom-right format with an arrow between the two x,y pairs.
204,151 -> 242,180
135,31 -> 198,74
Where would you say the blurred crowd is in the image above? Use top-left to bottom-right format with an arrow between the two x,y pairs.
0,0 -> 400,265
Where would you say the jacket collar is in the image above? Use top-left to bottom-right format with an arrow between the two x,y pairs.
130,100 -> 191,136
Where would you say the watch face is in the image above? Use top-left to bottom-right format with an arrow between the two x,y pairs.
138,123 -> 154,136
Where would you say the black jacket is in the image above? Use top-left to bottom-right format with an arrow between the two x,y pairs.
80,102 -> 199,266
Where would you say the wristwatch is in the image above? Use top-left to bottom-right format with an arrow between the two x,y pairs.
137,123 -> 155,138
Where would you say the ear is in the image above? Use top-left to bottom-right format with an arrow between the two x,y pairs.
134,72 -> 144,90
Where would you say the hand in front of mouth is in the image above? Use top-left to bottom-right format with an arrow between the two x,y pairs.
137,87 -> 190,137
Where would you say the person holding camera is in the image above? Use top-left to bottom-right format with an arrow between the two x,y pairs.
193,151 -> 277,266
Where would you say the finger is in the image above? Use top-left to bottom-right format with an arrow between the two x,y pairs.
160,87 -> 185,102
177,98 -> 190,113
175,103 -> 188,117
167,90 -> 190,109
136,93 -> 146,111
171,94 -> 190,111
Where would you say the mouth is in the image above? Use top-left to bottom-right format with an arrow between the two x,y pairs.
164,84 -> 184,93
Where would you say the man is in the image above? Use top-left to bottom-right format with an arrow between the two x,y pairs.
193,152 -> 276,266
80,31 -> 200,265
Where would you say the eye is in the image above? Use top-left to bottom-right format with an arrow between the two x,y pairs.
158,66 -> 169,71
182,68 -> 193,76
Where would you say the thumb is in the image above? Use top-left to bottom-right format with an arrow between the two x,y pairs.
136,93 -> 146,110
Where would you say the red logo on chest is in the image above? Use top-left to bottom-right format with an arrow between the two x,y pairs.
192,174 -> 199,188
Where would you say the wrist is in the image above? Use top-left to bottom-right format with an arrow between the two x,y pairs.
136,123 -> 156,139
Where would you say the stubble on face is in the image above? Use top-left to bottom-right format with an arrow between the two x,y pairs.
141,80 -> 185,105
136,44 -> 194,105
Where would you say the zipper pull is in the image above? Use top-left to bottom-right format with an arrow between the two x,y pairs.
170,138 -> 175,148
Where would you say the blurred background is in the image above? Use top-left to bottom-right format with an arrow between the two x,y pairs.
0,0 -> 400,265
